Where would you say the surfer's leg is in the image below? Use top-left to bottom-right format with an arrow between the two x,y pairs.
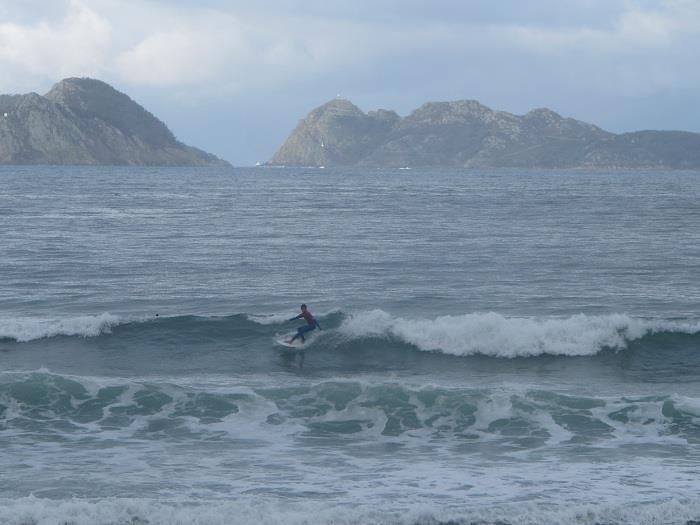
290,326 -> 307,343
297,325 -> 313,343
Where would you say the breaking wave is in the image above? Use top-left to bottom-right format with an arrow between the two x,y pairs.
2,309 -> 699,359
337,309 -> 700,357
0,313 -> 124,342
1,495 -> 699,525
1,371 -> 699,445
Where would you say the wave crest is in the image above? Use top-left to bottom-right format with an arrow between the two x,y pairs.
3,310 -> 700,358
338,310 -> 700,357
0,313 -> 124,342
1,372 -> 698,445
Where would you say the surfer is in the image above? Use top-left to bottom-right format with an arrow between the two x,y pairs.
287,304 -> 321,344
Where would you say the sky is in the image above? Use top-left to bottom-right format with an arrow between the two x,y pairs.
0,0 -> 699,165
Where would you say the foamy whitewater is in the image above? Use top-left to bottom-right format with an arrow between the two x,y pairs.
1,166 -> 699,525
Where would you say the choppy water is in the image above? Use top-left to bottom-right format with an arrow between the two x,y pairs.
1,166 -> 699,525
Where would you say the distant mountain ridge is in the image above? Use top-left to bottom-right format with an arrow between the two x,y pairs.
0,78 -> 227,166
269,98 -> 700,169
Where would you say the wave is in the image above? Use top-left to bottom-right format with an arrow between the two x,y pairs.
0,313 -> 124,342
338,310 -> 700,357
0,310 -> 342,343
2,309 -> 699,359
1,371 -> 698,445
2,371 -> 700,525
1,495 -> 699,525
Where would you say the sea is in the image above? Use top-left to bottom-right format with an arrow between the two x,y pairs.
1,165 -> 699,525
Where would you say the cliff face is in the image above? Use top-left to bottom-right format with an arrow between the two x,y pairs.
269,99 -> 700,169
0,78 -> 227,166
269,99 -> 399,167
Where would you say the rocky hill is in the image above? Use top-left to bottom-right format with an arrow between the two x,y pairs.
269,99 -> 700,169
0,78 -> 227,166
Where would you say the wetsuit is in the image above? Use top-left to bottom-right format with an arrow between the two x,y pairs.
289,310 -> 321,343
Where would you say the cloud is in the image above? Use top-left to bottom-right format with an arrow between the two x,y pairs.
106,5 -> 412,95
1,0 -> 699,164
1,0 -> 699,97
501,1 -> 700,54
115,26 -> 243,87
0,0 -> 111,82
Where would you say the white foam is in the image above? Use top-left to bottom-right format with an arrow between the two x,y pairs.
592,398 -> 688,446
1,494 -> 700,525
0,313 -> 124,342
672,394 -> 700,419
2,375 -> 700,525
473,389 -> 516,430
339,309 -> 700,357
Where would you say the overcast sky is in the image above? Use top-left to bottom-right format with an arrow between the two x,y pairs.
1,0 -> 699,165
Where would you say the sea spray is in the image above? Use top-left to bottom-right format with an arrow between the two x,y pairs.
338,310 -> 700,357
0,313 -> 123,342
2,371 -> 698,446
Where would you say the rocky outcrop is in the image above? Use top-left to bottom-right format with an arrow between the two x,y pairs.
0,78 -> 228,166
269,98 -> 700,169
269,99 -> 399,167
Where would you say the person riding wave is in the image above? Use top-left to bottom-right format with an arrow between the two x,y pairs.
287,304 -> 321,344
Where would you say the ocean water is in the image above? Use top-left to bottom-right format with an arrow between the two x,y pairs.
1,165 -> 699,525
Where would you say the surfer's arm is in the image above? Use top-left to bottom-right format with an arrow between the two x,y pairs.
315,320 -> 322,330
288,314 -> 303,321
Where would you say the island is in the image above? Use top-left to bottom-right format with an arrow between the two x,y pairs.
0,77 -> 228,166
269,98 -> 700,169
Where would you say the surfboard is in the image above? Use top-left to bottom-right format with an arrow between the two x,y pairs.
274,337 -> 305,349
